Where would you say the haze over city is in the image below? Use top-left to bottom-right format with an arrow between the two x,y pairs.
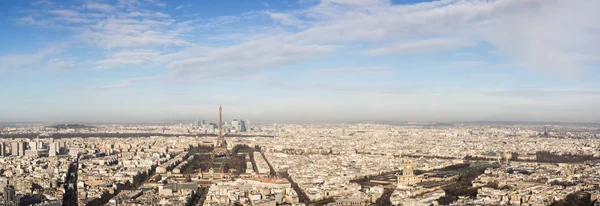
1,0 -> 599,123
2,1 -> 600,206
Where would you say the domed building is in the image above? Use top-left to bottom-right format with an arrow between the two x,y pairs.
398,159 -> 422,186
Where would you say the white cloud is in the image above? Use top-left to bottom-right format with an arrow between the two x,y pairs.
311,67 -> 391,74
45,59 -> 74,70
153,12 -> 169,18
95,49 -> 160,69
118,0 -> 137,7
264,11 -> 308,27
166,37 -> 335,81
269,0 -> 600,74
17,16 -> 42,26
312,83 -> 418,94
85,2 -> 114,12
448,61 -> 488,68
175,3 -> 191,10
87,76 -> 157,89
320,0 -> 389,6
486,88 -> 600,97
0,47 -> 62,73
144,0 -> 165,7
365,38 -> 475,55
31,0 -> 54,6
79,17 -> 187,48
448,61 -> 523,70
48,9 -> 79,17
22,0 -> 187,49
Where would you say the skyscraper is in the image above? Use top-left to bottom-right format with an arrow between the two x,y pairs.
239,120 -> 247,132
11,142 -> 24,156
0,143 -> 4,157
49,142 -> 58,157
232,119 -> 239,132
246,119 -> 250,132
3,184 -> 20,206
10,142 -> 18,156
29,141 -> 37,151
18,142 -> 24,156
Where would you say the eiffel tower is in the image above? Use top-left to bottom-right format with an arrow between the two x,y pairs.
213,105 -> 229,158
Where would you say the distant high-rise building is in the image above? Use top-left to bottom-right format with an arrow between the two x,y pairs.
0,143 -> 4,157
246,119 -> 250,131
18,142 -> 24,156
10,143 -> 18,156
3,184 -> 21,206
11,142 -> 24,156
232,119 -> 239,131
29,141 -> 38,151
49,142 -> 58,157
200,120 -> 206,125
239,120 -> 247,132
208,123 -> 216,132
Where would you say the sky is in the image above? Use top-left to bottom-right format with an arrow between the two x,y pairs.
0,0 -> 599,123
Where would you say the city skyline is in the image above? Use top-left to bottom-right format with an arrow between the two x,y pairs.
1,0 -> 600,123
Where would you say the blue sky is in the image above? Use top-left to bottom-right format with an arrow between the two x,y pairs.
1,0 -> 599,123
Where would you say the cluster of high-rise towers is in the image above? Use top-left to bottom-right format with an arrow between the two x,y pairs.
190,106 -> 250,133
0,139 -> 63,157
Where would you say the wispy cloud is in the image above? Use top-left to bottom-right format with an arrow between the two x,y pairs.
313,83 -> 419,94
0,47 -> 62,73
486,88 -> 600,97
311,67 -> 391,74
254,76 -> 420,94
271,0 -> 599,74
95,49 -> 160,69
20,0 -> 182,50
264,11 -> 308,27
86,76 -> 158,90
45,59 -> 74,71
365,38 -> 476,55
166,37 -> 335,81
448,61 -> 488,68
175,3 -> 191,10
78,17 -> 187,48
85,2 -> 114,12
31,0 -> 54,6
48,9 -> 79,17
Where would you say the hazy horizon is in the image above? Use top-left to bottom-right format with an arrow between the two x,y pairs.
2,118 -> 600,126
1,0 -> 599,123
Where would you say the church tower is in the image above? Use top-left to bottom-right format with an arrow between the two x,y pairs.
403,159 -> 414,176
